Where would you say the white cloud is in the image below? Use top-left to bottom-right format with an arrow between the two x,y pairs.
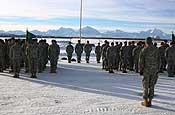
0,0 -> 174,23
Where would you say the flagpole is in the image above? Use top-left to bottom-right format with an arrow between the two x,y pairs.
80,0 -> 83,41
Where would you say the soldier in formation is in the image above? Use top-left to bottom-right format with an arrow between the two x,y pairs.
75,40 -> 83,63
106,42 -> 116,73
48,40 -> 60,73
11,39 -> 23,78
27,39 -> 38,78
120,41 -> 129,73
66,42 -> 74,63
84,41 -> 92,63
102,41 -> 110,70
101,40 -> 108,69
95,43 -> 102,63
165,41 -> 175,77
133,41 -> 142,73
0,39 -> 4,72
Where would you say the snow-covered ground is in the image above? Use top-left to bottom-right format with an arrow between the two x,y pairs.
0,60 -> 175,115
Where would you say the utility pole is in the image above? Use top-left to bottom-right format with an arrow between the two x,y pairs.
80,0 -> 83,41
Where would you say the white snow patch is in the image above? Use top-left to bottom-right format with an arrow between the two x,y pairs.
0,61 -> 175,115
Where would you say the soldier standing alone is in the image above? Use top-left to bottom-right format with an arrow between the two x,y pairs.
139,37 -> 160,107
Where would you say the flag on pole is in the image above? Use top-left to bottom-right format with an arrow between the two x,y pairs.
26,30 -> 36,43
172,31 -> 175,42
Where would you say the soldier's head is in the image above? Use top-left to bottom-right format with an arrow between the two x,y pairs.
0,39 -> 3,44
43,39 -> 47,43
111,42 -> 114,46
33,39 -> 38,44
161,42 -> 165,46
132,41 -> 135,45
128,42 -> 132,46
124,41 -> 127,46
69,41 -> 72,45
11,37 -> 15,44
170,41 -> 175,46
106,41 -> 109,46
164,40 -> 168,43
78,40 -> 81,43
52,40 -> 57,44
15,39 -> 20,44
137,41 -> 141,46
104,40 -> 107,44
119,42 -> 123,46
98,42 -> 100,46
145,37 -> 153,46
87,41 -> 89,44
154,42 -> 157,47
115,42 -> 118,45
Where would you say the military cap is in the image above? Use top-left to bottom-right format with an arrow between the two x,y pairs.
146,37 -> 152,44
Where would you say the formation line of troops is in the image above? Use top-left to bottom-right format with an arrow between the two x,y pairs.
0,38 -> 60,78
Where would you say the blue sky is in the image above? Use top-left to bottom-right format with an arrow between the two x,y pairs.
0,0 -> 174,33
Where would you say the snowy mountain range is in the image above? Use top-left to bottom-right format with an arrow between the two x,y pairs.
0,26 -> 171,39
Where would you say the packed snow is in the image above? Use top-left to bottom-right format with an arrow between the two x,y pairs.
0,60 -> 175,115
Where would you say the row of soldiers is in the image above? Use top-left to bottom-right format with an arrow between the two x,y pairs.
0,37 -> 175,78
94,39 -> 175,77
0,38 -> 60,78
66,38 -> 175,77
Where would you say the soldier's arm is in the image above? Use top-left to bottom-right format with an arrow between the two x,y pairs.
57,45 -> 60,56
139,48 -> 146,75
48,46 -> 51,59
95,47 -> 97,54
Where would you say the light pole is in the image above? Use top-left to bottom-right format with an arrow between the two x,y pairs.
80,0 -> 83,41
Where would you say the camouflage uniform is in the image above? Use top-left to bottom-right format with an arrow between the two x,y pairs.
118,42 -> 123,71
128,42 -> 136,71
158,43 -> 166,72
102,42 -> 110,70
84,41 -> 92,63
38,41 -> 45,73
101,41 -> 107,69
106,43 -> 116,73
43,40 -> 49,69
75,40 -> 83,63
9,39 -> 15,72
48,40 -> 60,73
27,40 -> 38,78
165,43 -> 175,77
0,40 -> 4,72
95,43 -> 102,63
114,43 -> 120,71
11,40 -> 23,78
4,40 -> 10,69
139,37 -> 160,106
66,42 -> 74,63
120,42 -> 129,73
133,42 -> 142,73
22,42 -> 29,73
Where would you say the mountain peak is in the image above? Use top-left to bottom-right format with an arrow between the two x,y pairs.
0,26 -> 171,39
